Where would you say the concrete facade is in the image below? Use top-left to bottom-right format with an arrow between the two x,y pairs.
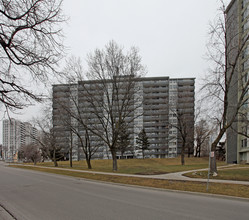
52,76 -> 195,160
226,0 -> 249,163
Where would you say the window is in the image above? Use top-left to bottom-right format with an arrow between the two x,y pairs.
241,138 -> 248,148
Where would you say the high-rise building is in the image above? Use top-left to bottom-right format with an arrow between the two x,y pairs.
2,119 -> 38,161
226,0 -> 249,163
52,76 -> 195,160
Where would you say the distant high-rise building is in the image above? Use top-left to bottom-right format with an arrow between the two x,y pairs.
2,119 -> 38,161
226,0 -> 249,163
52,76 -> 195,160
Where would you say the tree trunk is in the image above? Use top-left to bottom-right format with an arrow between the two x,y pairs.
86,158 -> 92,169
210,127 -> 226,174
210,142 -> 218,174
77,146 -> 80,161
181,152 -> 185,165
111,150 -> 118,171
181,143 -> 185,165
194,147 -> 198,157
53,149 -> 58,167
69,132 -> 73,167
210,139 -> 220,174
188,146 -> 191,158
54,159 -> 58,167
198,143 -> 201,157
142,150 -> 145,159
70,146 -> 73,168
210,156 -> 217,174
195,144 -> 201,157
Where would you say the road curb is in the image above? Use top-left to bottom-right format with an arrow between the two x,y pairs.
76,175 -> 249,203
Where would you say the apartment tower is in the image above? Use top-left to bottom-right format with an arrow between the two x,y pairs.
2,119 -> 38,161
52,76 -> 195,160
226,0 -> 249,163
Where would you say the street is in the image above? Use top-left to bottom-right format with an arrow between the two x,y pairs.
0,163 -> 248,220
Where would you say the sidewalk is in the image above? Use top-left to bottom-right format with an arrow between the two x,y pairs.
8,163 -> 249,185
146,165 -> 249,185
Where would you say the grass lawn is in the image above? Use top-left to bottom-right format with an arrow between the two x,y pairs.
184,166 -> 249,181
9,165 -> 249,199
33,157 -> 226,175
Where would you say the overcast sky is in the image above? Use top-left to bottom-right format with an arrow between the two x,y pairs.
0,0 -> 231,143
62,0 -> 230,77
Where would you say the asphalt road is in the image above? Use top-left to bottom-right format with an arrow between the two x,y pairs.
0,163 -> 248,220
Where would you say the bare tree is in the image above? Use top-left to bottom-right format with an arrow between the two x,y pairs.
52,56 -> 102,169
19,143 -> 41,165
0,0 -> 65,112
57,91 -> 102,169
80,40 -> 146,171
34,100 -> 64,167
169,108 -> 194,165
195,119 -> 212,157
62,56 -> 84,83
203,0 -> 249,174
